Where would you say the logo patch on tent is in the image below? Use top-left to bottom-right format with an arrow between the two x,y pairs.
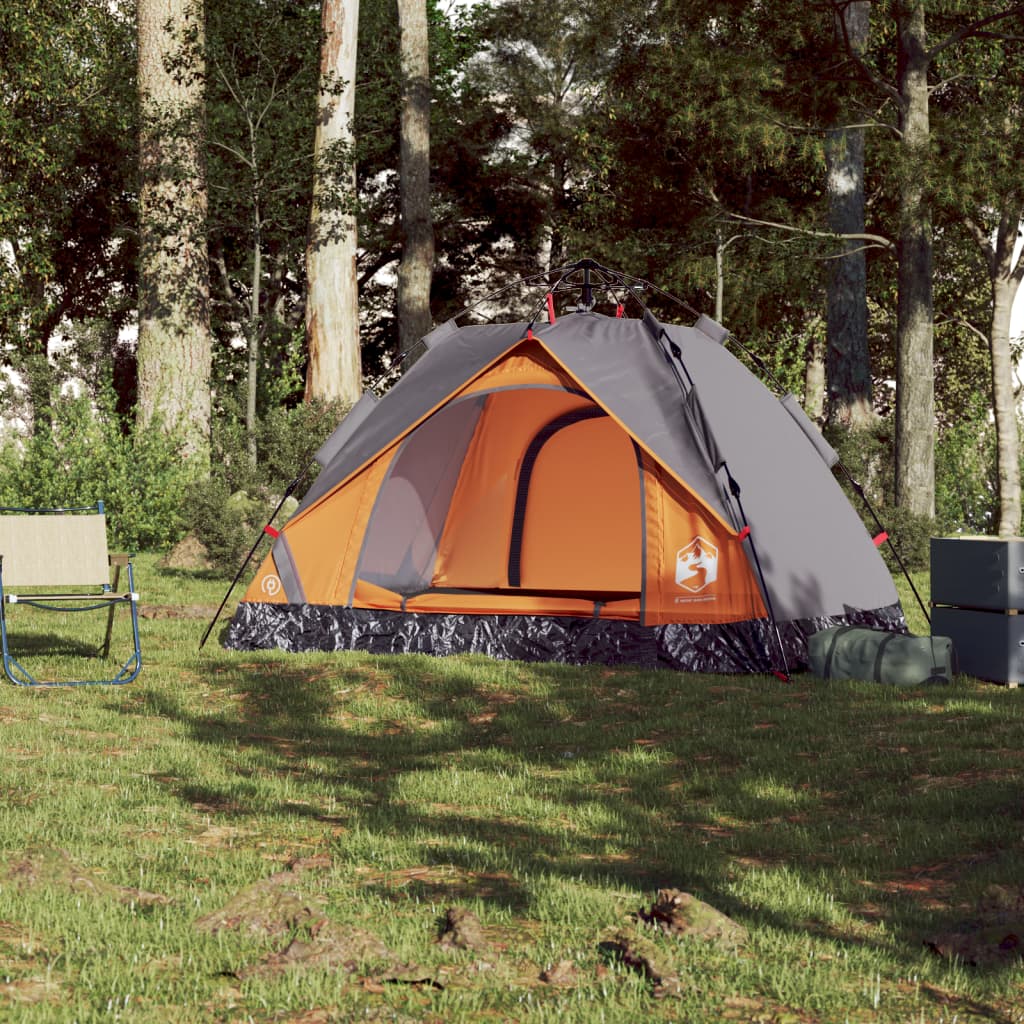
675,537 -> 718,593
261,574 -> 283,598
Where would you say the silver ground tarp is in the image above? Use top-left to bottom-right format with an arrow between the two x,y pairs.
224,602 -> 907,675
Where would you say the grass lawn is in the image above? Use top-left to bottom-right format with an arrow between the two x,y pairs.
0,555 -> 1021,1022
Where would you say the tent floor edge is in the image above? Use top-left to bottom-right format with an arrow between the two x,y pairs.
223,602 -> 908,676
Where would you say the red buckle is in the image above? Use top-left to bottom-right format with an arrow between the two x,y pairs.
873,531 -> 888,547
264,525 -> 280,539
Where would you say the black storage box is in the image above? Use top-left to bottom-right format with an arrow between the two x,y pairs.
931,537 -> 1024,686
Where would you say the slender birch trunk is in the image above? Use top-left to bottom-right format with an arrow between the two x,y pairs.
396,0 -> 434,364
894,0 -> 935,517
305,0 -> 362,405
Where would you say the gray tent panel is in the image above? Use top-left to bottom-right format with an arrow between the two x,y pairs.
422,319 -> 459,350
270,534 -> 307,604
535,314 -> 732,524
312,391 -> 379,470
659,322 -> 897,621
780,394 -> 839,469
694,314 -> 730,346
356,395 -> 485,596
297,322 -> 527,514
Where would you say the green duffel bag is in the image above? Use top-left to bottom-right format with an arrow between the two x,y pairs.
808,627 -> 955,686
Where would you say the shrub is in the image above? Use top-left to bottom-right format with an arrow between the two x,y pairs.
188,400 -> 343,573
0,389 -> 193,551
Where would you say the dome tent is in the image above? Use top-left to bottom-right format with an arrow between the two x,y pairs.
223,262 -> 905,674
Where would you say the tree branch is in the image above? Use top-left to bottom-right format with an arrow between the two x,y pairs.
936,315 -> 989,347
927,4 -> 1024,62
963,214 -> 997,276
825,0 -> 901,105
722,209 -> 896,255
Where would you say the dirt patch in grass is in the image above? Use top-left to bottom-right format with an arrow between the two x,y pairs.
437,907 -> 489,952
357,863 -> 523,905
4,846 -> 169,907
926,884 -> 1024,966
637,888 -> 749,948
598,927 -> 683,998
0,975 -> 63,1006
140,605 -> 221,619
194,858 -> 333,938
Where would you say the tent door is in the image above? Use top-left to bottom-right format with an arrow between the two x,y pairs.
507,411 -> 643,595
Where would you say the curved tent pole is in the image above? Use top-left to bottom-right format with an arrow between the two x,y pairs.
198,487 -> 302,650
643,316 -> 792,679
837,465 -> 931,627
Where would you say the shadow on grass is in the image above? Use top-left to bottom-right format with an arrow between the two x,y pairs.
128,652 -> 1024,981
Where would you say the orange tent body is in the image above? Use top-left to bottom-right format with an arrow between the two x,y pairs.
227,310 -> 903,673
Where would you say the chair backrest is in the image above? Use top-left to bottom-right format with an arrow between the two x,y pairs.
0,513 -> 111,587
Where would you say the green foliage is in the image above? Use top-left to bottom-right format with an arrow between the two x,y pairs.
0,0 -> 136,384
827,421 -> 939,571
204,0 -> 322,401
187,475 -> 264,573
0,390 -> 192,551
873,505 -> 939,575
935,399 -> 999,535
826,403 -> 1002,568
189,400 -> 343,571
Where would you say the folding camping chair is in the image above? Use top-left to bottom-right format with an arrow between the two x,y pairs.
0,503 -> 142,686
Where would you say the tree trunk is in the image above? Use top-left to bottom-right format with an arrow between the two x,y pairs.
136,0 -> 212,465
396,0 -> 434,364
804,329 -> 827,423
825,0 -> 874,431
305,0 -> 362,406
988,210 -> 1024,536
247,212 -> 262,464
893,0 -> 935,518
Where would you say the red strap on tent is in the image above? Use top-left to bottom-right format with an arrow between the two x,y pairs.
264,525 -> 280,539
526,328 -> 534,340
873,531 -> 888,547
737,526 -> 751,541
615,304 -> 624,318
773,670 -> 791,683
546,293 -> 557,324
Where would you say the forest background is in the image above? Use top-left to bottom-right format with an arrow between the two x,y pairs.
2,0 -> 1023,573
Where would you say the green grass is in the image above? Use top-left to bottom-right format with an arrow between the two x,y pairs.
0,554 -> 1021,1022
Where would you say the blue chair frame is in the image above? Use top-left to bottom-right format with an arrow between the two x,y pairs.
0,503 -> 142,686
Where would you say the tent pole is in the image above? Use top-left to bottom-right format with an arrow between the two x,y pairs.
198,484 -> 305,650
646,314 -> 792,679
724,466 -> 792,680
837,465 -> 931,628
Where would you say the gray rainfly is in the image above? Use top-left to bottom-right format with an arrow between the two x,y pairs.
223,262 -> 905,674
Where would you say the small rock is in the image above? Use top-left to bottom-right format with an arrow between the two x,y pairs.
438,907 -> 489,952
638,888 -> 748,949
539,959 -> 580,986
598,927 -> 683,998
159,534 -> 213,571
